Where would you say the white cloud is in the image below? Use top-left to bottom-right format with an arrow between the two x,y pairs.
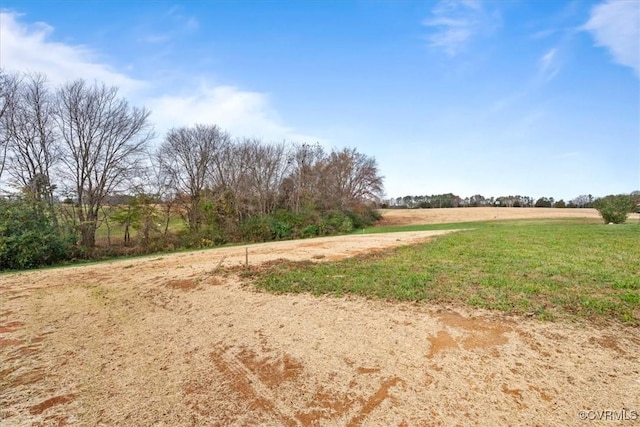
136,5 -> 199,45
0,11 -> 144,94
148,85 -> 321,143
530,29 -> 558,40
539,48 -> 560,81
583,0 -> 640,76
185,17 -> 199,32
166,5 -> 199,31
139,33 -> 172,44
423,0 -> 500,56
0,11 -> 320,144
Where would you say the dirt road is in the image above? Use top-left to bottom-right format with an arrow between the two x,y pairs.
1,208 -> 639,426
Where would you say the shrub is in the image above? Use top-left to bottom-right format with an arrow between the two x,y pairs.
241,216 -> 273,242
337,208 -> 381,230
593,194 -> 635,224
324,211 -> 354,234
301,224 -> 319,238
0,198 -> 74,270
271,219 -> 292,240
271,210 -> 304,239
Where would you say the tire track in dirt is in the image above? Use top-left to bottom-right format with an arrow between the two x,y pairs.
345,376 -> 403,427
199,343 -> 406,426
210,346 -> 298,426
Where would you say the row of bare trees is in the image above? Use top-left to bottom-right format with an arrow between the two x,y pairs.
156,125 -> 383,239
1,69 -> 384,251
0,71 -> 153,247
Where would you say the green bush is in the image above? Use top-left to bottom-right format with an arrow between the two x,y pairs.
271,210 -> 303,239
301,224 -> 319,238
271,219 -> 292,240
347,208 -> 381,229
241,216 -> 273,242
593,194 -> 635,224
237,207 -> 382,242
324,211 -> 354,234
0,198 -> 74,270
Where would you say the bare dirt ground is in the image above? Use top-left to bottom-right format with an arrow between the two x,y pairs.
1,208 -> 639,426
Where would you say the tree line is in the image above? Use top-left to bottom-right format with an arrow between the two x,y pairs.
385,193 -> 639,210
0,70 -> 383,269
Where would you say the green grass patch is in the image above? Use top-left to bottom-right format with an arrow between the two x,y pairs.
353,220 -> 484,234
251,219 -> 640,325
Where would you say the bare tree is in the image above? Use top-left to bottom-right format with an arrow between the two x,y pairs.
570,194 -> 594,208
56,79 -> 153,247
157,124 -> 229,232
0,69 -> 20,182
2,73 -> 59,209
145,151 -> 178,240
208,138 -> 250,228
241,138 -> 291,215
283,142 -> 325,213
320,148 -> 384,210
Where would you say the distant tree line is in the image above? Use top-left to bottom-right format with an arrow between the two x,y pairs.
0,70 -> 383,269
383,193 -> 638,210
384,191 -> 639,226
384,193 -> 541,209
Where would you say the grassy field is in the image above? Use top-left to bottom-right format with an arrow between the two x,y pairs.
251,218 -> 640,324
92,207 -> 187,244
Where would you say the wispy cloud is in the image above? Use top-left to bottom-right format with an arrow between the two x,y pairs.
136,5 -> 199,45
539,48 -> 560,81
139,33 -> 172,44
530,28 -> 558,40
0,11 -> 144,94
553,151 -> 581,160
422,0 -> 500,56
583,0 -> 640,76
0,11 -> 319,143
165,5 -> 199,31
499,110 -> 546,139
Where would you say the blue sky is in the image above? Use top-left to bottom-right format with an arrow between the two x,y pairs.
1,0 -> 638,201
